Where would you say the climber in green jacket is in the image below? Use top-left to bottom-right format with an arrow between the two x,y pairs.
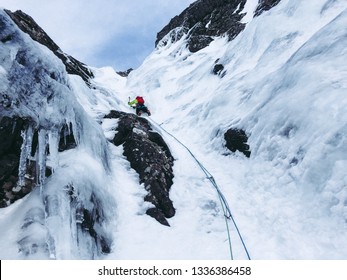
128,96 -> 151,116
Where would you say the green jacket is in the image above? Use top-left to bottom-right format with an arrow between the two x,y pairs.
128,99 -> 138,107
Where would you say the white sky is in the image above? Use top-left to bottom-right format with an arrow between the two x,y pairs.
0,0 -> 196,70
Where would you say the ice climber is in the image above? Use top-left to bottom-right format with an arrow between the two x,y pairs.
128,96 -> 151,116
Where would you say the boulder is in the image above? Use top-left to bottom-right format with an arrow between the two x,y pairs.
224,128 -> 251,158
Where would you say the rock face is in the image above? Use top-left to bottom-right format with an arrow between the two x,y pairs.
156,0 -> 247,52
4,9 -> 94,85
104,111 -> 175,226
224,128 -> 251,158
156,0 -> 282,53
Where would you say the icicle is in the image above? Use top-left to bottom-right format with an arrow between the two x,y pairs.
70,120 -> 81,147
44,194 -> 60,259
15,125 -> 33,191
48,129 -> 59,172
37,129 -> 47,194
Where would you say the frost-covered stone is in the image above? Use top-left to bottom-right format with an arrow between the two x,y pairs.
104,110 -> 175,226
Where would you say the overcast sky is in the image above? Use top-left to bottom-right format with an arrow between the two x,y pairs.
1,0 -> 196,71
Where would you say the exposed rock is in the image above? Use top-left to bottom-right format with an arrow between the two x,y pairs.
116,68 -> 134,77
156,0 -> 247,52
104,110 -> 175,226
156,0 -> 282,53
212,59 -> 225,76
224,128 -> 251,157
254,0 -> 282,17
4,9 -> 94,86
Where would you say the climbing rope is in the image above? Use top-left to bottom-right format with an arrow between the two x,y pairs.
149,118 -> 251,260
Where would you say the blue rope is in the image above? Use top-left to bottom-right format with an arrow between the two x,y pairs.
150,118 -> 251,260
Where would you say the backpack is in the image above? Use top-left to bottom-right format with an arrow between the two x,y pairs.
136,96 -> 144,104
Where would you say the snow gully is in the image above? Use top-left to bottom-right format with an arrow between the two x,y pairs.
149,118 -> 251,260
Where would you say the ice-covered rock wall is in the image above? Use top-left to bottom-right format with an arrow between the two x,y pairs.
5,9 -> 94,85
0,9 -> 113,259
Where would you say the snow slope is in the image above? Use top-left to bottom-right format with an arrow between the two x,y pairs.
1,0 -> 347,260
124,0 -> 347,259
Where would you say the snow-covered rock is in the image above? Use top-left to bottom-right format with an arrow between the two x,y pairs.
0,9 -> 114,259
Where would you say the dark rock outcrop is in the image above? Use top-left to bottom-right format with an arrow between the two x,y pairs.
104,111 -> 175,226
116,68 -> 134,77
156,0 -> 282,53
156,0 -> 247,52
213,64 -> 224,75
4,9 -> 94,85
212,59 -> 225,76
255,0 -> 282,17
224,128 -> 251,158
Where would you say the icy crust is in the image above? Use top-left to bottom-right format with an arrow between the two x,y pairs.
43,149 -> 114,259
0,10 -> 113,259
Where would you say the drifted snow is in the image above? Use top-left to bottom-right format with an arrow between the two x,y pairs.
125,0 -> 347,259
240,0 -> 258,23
1,0 -> 347,260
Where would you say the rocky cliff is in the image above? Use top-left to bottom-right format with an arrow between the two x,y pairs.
156,0 -> 281,52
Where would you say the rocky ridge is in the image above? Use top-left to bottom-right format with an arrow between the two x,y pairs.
156,0 -> 282,52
